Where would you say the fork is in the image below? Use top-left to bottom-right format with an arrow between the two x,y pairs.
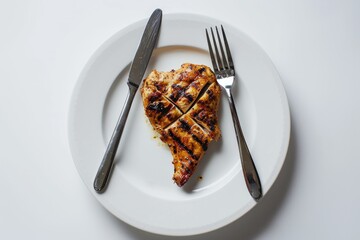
206,26 -> 262,200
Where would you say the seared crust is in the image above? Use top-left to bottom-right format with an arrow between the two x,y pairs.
141,71 -> 182,131
141,63 -> 221,186
164,64 -> 215,112
161,115 -> 211,186
186,82 -> 221,141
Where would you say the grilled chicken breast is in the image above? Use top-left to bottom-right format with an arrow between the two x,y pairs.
141,63 -> 221,186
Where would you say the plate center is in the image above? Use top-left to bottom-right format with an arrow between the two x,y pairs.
101,45 -> 256,200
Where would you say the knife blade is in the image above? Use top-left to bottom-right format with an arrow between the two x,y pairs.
94,9 -> 162,193
128,9 -> 162,86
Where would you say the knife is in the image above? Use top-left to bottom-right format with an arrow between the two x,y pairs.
94,9 -> 162,193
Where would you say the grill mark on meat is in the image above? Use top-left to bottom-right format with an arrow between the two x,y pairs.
189,115 -> 207,132
163,95 -> 184,113
148,91 -> 161,102
157,106 -> 173,121
146,102 -> 174,123
191,109 -> 217,132
147,102 -> 170,114
183,93 -> 193,102
183,82 -> 212,116
178,118 -> 208,151
178,117 -> 208,150
208,119 -> 217,131
191,134 -> 208,151
178,118 -> 191,131
169,70 -> 202,103
206,89 -> 215,100
168,129 -> 199,161
198,67 -> 206,74
177,76 -> 206,104
154,82 -> 166,92
169,84 -> 185,102
164,112 -> 177,124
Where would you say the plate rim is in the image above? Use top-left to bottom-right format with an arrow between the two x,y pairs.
68,12 -> 291,236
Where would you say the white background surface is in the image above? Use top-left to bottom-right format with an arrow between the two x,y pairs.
1,0 -> 359,239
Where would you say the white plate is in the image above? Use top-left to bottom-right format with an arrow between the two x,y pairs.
68,13 -> 290,236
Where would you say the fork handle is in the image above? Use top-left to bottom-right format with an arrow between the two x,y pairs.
93,83 -> 138,193
226,89 -> 262,200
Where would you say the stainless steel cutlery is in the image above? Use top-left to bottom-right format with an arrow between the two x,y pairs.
206,26 -> 262,200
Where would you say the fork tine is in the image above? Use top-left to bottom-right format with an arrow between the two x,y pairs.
221,25 -> 234,69
205,29 -> 218,72
210,27 -> 224,70
215,26 -> 229,69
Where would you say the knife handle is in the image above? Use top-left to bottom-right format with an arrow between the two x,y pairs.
93,83 -> 138,193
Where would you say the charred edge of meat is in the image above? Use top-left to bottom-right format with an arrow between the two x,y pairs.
172,145 -> 177,154
175,173 -> 191,187
188,159 -> 194,166
198,67 -> 206,74
208,119 -> 217,131
168,129 -> 199,161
